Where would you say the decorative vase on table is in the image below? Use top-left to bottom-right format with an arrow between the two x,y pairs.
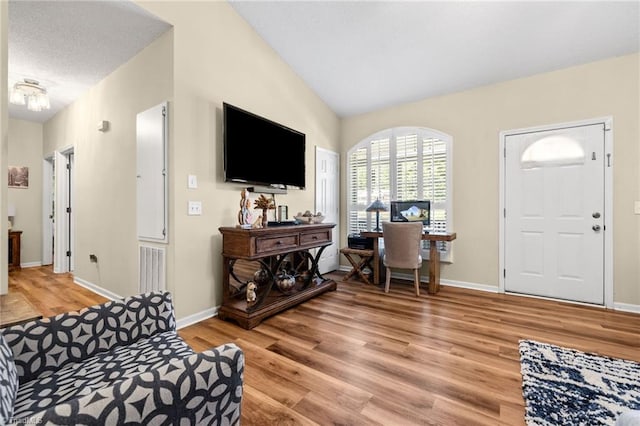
261,209 -> 268,228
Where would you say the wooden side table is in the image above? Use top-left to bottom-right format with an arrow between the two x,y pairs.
340,247 -> 374,285
8,230 -> 22,272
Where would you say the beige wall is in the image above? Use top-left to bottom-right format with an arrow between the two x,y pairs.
341,53 -> 640,305
1,1 -> 8,293
8,119 -> 43,265
43,30 -> 173,297
139,1 -> 341,318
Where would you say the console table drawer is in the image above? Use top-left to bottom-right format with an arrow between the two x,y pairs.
300,230 -> 331,246
256,235 -> 298,254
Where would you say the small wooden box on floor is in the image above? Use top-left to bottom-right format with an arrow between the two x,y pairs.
218,223 -> 336,329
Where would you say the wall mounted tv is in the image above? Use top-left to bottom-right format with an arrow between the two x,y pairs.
224,102 -> 306,189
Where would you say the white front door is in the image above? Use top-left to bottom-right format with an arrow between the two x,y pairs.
504,124 -> 605,304
315,147 -> 339,273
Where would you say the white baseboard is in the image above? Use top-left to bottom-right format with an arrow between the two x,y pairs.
613,302 -> 640,314
441,278 -> 499,293
20,261 -> 43,268
73,276 -> 122,301
338,264 -> 499,294
73,276 -> 219,328
176,306 -> 218,330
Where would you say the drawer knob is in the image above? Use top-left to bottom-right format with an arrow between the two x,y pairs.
276,240 -> 283,245
312,236 -> 318,240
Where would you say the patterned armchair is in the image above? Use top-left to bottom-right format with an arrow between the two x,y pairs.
0,292 -> 243,425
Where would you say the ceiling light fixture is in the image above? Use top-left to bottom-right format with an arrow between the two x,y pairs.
10,79 -> 51,112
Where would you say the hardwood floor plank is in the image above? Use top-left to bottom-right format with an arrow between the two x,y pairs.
5,267 -> 640,425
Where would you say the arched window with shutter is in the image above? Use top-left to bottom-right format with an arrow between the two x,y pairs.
347,127 -> 453,261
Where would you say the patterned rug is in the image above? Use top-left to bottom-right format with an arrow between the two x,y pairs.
519,340 -> 640,426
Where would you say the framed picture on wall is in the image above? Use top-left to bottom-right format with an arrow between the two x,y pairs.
8,166 -> 29,188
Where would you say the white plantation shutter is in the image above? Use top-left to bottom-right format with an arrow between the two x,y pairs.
347,127 -> 452,260
348,147 -> 368,232
396,133 -> 419,200
423,136 -> 450,253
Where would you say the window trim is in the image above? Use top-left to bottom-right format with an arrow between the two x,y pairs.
346,126 -> 454,262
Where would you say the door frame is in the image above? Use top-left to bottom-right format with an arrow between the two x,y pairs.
498,117 -> 613,308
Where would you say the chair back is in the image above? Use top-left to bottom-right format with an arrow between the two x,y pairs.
382,221 -> 423,269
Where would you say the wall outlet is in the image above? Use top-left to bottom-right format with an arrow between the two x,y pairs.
89,254 -> 98,263
188,201 -> 202,216
635,201 -> 640,215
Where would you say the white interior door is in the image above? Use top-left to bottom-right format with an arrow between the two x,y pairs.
504,124 -> 605,304
315,147 -> 339,273
42,157 -> 54,265
54,149 -> 74,273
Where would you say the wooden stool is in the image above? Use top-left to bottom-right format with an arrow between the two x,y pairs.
340,247 -> 374,285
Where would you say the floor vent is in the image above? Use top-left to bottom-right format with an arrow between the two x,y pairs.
139,245 -> 166,293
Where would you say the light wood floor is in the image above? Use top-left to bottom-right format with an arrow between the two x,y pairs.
5,266 -> 640,425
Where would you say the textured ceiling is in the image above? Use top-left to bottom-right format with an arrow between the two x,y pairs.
7,1 -> 640,123
8,0 -> 171,123
230,1 -> 640,117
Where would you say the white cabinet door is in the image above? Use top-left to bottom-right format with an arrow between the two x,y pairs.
136,102 -> 168,242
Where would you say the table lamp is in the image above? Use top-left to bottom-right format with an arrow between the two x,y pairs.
366,199 -> 388,232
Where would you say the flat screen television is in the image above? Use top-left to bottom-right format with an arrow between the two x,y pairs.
224,102 -> 306,189
390,200 -> 431,228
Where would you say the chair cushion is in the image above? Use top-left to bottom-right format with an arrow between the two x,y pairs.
0,333 -> 18,424
12,331 -> 194,419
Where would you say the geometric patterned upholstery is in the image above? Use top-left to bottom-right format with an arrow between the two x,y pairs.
0,333 -> 18,425
2,292 -> 176,385
0,292 -> 244,425
26,344 -> 244,425
12,331 -> 194,419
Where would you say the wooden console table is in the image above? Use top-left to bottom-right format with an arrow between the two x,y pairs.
219,223 -> 336,329
8,230 -> 22,272
360,230 -> 456,294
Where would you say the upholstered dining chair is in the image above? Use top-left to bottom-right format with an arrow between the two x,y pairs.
382,221 -> 424,296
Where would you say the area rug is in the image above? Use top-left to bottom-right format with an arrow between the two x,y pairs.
519,340 -> 640,426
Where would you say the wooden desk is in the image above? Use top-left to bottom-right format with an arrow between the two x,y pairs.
360,231 -> 457,294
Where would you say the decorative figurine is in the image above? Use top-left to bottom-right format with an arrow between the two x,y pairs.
238,189 -> 254,229
246,281 -> 257,304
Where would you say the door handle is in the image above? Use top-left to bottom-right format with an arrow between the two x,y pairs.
592,212 -> 601,219
592,225 -> 601,232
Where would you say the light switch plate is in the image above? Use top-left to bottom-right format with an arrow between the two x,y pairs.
188,174 -> 198,189
635,201 -> 640,215
188,201 -> 202,216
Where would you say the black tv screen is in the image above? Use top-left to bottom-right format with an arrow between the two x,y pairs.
224,103 -> 306,189
390,200 -> 431,227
